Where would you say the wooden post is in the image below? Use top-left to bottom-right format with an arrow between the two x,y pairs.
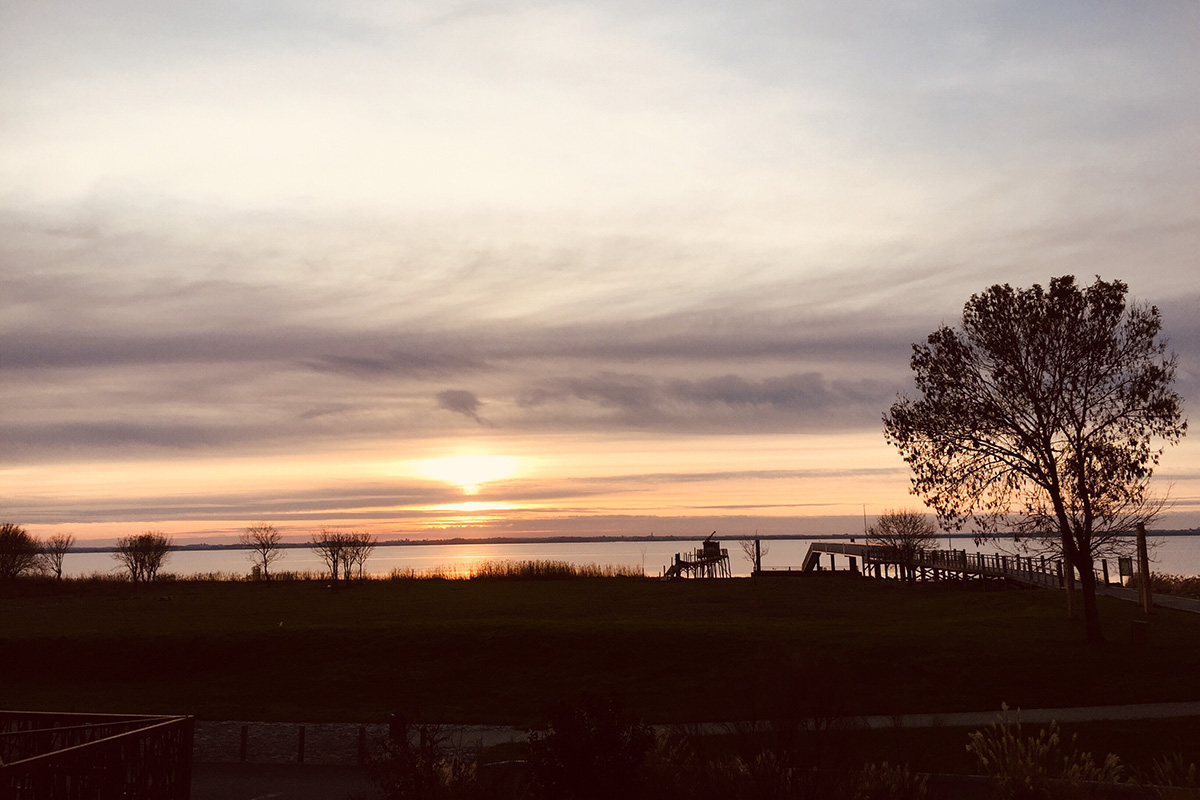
829,553 -> 836,571
389,712 -> 407,743
1101,559 -> 1110,586
754,539 -> 761,573
1065,561 -> 1078,619
1137,522 -> 1152,615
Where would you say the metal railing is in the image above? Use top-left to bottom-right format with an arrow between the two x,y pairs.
1,711 -> 194,800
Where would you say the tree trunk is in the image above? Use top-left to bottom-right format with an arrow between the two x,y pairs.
1065,562 -> 1078,619
1061,529 -> 1079,620
1076,557 -> 1104,643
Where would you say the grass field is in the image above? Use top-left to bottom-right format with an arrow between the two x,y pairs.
3,575 -> 1199,725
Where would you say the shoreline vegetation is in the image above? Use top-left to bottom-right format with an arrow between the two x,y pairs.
7,561 -> 1200,600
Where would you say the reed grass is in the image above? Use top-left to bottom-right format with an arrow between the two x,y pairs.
467,559 -> 643,580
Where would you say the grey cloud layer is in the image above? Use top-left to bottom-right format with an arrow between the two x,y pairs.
2,0 -> 1197,498
5,266 -> 1196,461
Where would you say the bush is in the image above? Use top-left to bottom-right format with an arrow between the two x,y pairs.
966,705 -> 1124,799
370,725 -> 479,800
1145,753 -> 1200,798
849,762 -> 929,800
1128,572 -> 1200,600
527,695 -> 654,800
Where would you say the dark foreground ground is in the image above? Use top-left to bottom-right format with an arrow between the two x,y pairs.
185,712 -> 1200,800
3,574 -> 1199,723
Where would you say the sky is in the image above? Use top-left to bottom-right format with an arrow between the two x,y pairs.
3,1 -> 1198,544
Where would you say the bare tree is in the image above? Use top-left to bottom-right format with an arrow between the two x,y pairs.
737,539 -> 769,571
342,531 -> 377,580
41,533 -> 75,580
0,523 -> 43,581
867,510 -> 940,582
310,528 -> 348,581
113,531 -> 172,583
884,276 -> 1187,642
240,523 -> 284,581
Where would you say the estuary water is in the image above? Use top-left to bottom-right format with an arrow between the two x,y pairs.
61,534 -> 1200,580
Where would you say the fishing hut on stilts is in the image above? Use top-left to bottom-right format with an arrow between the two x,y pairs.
662,532 -> 732,580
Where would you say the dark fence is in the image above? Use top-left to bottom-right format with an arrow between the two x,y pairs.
1,711 -> 193,800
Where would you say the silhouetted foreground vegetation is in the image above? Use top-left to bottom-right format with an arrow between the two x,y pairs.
366,698 -> 1200,799
1129,572 -> 1200,601
3,576 -> 1198,725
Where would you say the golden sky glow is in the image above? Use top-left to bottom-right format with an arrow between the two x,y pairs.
417,455 -> 523,495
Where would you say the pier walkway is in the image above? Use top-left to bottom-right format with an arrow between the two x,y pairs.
797,542 -> 1063,588
786,542 -> 1200,613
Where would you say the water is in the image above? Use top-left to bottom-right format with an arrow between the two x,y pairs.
62,534 -> 1200,580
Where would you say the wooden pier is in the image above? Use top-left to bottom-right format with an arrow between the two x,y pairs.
780,542 -> 1067,588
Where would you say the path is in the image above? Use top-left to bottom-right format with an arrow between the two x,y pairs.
1097,584 -> 1200,614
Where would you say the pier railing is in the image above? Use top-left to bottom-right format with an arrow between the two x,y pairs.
797,542 -> 1068,589
1,711 -> 194,799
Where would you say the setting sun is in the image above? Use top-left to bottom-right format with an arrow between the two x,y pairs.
419,455 -> 521,494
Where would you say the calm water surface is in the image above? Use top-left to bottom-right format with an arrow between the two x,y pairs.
63,535 -> 1200,580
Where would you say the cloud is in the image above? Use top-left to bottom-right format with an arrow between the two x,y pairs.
436,389 -> 491,426
7,481 -> 465,525
2,1 -> 1198,533
515,371 -> 898,433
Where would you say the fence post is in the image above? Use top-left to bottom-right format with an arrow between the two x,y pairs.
1136,522 -> 1153,615
1102,559 -> 1110,586
389,713 -> 407,744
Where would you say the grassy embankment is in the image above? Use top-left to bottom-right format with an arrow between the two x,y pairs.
2,574 -> 1199,726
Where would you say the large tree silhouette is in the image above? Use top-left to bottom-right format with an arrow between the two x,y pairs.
884,276 -> 1186,642
0,523 -> 42,581
240,523 -> 284,581
113,531 -> 172,583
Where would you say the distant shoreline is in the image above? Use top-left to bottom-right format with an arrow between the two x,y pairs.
69,529 -> 1200,554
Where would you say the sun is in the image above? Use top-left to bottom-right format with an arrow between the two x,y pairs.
419,455 -> 520,494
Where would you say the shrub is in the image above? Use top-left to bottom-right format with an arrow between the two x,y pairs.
527,695 -> 654,800
850,762 -> 929,800
1128,572 -> 1200,600
966,705 -> 1124,799
370,725 -> 478,800
1146,753 -> 1200,798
